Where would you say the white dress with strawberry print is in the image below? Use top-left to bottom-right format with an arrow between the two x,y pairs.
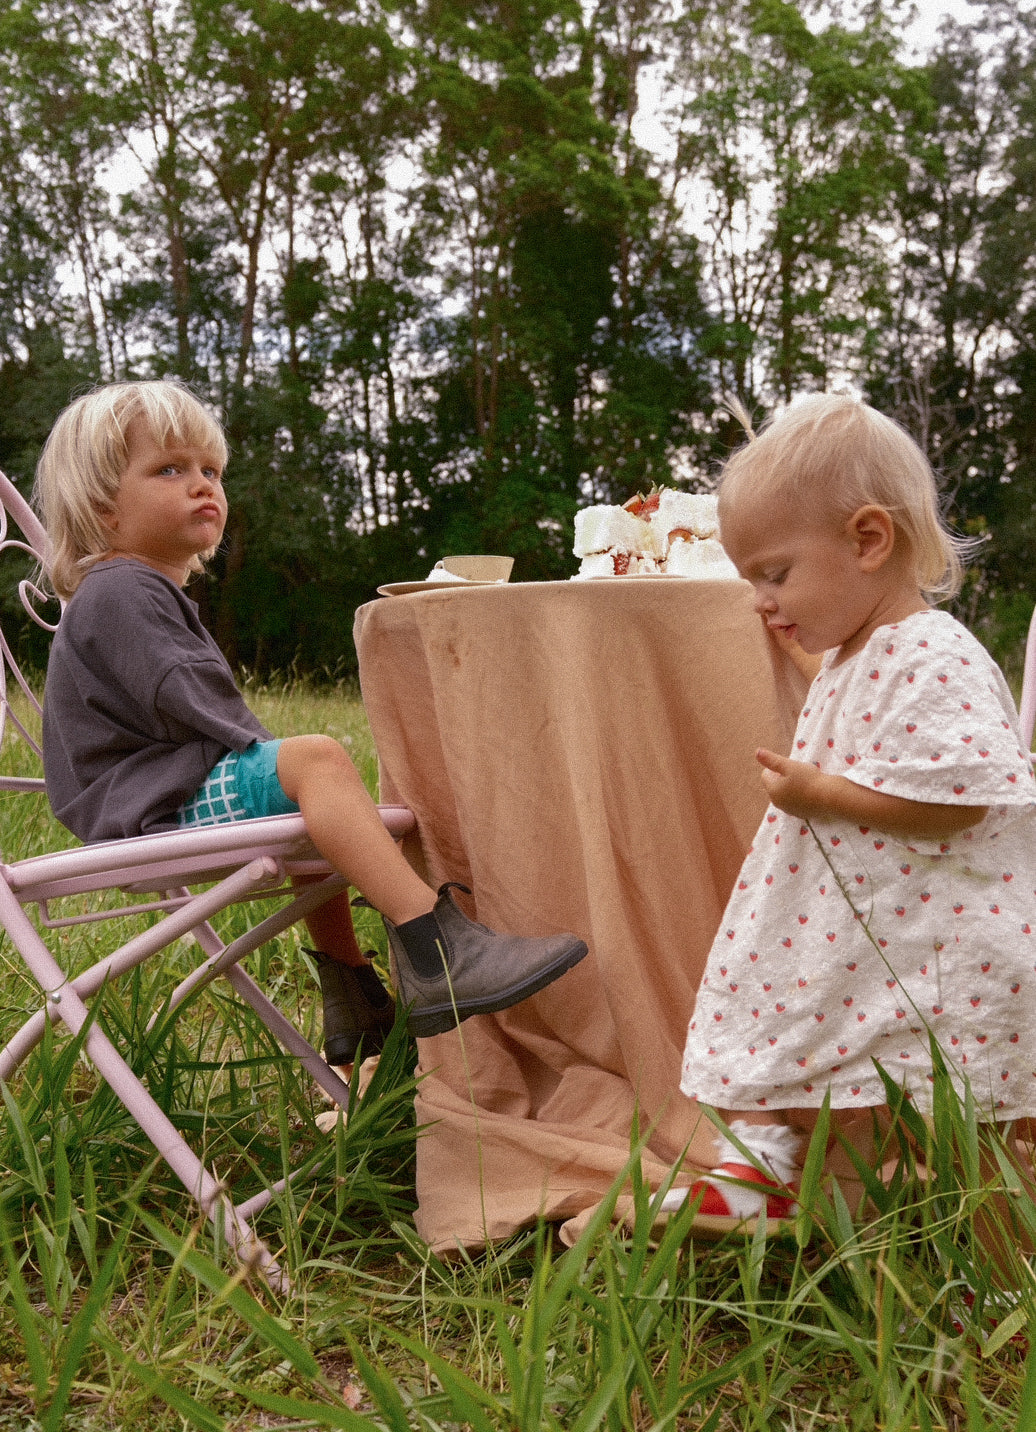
681,609 -> 1036,1117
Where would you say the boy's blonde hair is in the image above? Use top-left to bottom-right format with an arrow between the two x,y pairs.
718,393 -> 971,601
34,380 -> 228,600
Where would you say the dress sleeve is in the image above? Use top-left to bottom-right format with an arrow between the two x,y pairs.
838,624 -> 1035,809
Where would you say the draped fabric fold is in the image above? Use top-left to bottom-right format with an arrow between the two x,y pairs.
354,579 -> 806,1253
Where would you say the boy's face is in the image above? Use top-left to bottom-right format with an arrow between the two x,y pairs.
102,416 -> 227,584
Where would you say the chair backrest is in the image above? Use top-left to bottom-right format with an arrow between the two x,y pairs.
0,471 -> 59,779
1020,601 -> 1036,752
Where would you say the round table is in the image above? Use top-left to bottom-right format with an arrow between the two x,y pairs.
353,577 -> 807,1251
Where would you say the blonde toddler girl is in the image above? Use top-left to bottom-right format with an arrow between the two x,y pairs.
666,394 -> 1036,1223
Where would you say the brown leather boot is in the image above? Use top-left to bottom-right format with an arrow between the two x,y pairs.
311,950 -> 395,1065
383,883 -> 588,1038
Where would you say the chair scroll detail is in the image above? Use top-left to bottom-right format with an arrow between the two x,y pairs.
0,469 -> 415,1289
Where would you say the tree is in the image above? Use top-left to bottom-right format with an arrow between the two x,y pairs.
664,0 -> 916,406
862,6 -> 1035,648
396,0 -> 713,579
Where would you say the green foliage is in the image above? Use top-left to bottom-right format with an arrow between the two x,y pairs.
0,1 -> 1034,670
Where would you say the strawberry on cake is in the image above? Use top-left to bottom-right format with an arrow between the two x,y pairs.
572,487 -> 739,579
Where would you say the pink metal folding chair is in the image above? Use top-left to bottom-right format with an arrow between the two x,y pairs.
1020,604 -> 1036,750
0,470 -> 414,1288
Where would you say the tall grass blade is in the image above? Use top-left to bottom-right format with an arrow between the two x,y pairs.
96,1336 -> 228,1432
39,1216 -> 132,1432
195,1380 -> 385,1429
796,1093 -> 831,1244
376,1327 -> 502,1429
568,1357 -> 642,1432
135,1208 -> 320,1379
0,1200 -> 50,1401
346,1335 -> 414,1431
1,1078 -> 49,1199
1012,1315 -> 1036,1430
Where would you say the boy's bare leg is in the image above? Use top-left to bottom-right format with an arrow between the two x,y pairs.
276,735 -> 435,925
293,884 -> 393,1072
294,884 -> 366,965
277,733 -> 588,1042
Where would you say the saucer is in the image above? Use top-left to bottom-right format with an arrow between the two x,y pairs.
377,579 -> 501,597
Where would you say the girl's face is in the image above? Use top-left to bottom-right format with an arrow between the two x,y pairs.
102,416 -> 227,584
720,496 -> 926,661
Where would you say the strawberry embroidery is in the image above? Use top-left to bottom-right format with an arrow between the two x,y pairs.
681,613 -> 1036,1118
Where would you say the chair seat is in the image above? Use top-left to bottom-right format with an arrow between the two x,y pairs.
1,806 -> 415,903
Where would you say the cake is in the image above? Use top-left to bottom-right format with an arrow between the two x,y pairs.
572,487 -> 739,580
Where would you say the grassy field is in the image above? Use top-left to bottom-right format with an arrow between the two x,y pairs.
1,680 -> 1036,1430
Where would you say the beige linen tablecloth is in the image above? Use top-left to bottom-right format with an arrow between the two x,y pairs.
353,578 -> 807,1253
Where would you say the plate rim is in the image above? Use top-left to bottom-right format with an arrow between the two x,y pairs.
376,578 -> 504,596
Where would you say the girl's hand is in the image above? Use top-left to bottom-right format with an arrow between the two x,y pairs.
755,748 -> 989,838
766,625 -> 822,683
756,749 -> 829,821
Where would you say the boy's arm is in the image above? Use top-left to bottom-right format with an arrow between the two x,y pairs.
756,748 -> 988,840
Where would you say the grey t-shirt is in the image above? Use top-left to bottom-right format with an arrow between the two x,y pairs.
42,558 -> 271,842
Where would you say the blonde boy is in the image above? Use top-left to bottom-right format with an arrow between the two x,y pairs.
35,380 -> 587,1062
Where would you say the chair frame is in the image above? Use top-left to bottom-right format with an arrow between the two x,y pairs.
1021,603 -> 1036,751
0,470 -> 413,1288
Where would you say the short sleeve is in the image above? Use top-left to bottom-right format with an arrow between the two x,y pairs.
837,620 -> 1035,808
153,658 -> 267,751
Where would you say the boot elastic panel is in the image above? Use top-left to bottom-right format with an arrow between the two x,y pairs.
390,910 -> 448,979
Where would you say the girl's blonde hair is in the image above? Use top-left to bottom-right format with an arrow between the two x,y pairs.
717,393 -> 972,601
34,380 -> 228,599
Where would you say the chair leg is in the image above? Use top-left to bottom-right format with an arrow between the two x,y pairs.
0,885 -> 290,1290
221,963 -> 352,1106
154,873 -> 348,1024
0,860 -> 290,1078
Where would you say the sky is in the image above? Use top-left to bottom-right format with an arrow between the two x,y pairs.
902,0 -> 980,55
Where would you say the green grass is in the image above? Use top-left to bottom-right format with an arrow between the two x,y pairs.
1,681 -> 1035,1429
